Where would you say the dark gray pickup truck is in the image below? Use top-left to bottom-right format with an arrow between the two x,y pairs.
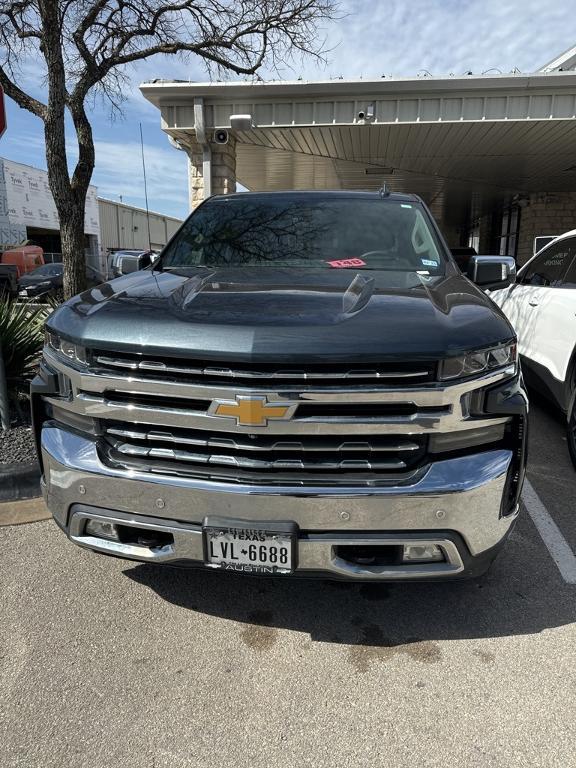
32,190 -> 528,580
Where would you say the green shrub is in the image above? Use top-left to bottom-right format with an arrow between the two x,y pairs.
0,299 -> 53,393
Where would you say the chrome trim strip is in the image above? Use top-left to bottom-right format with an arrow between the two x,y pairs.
67,508 -> 465,579
42,426 -> 517,556
45,392 -> 509,435
108,438 -> 408,471
94,354 -> 432,381
104,426 -> 422,453
44,348 -> 514,403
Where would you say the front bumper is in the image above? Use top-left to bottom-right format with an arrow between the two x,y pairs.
42,425 -> 518,580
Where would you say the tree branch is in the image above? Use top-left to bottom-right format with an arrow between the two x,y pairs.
0,64 -> 47,118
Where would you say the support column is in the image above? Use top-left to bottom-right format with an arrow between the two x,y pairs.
187,134 -> 237,210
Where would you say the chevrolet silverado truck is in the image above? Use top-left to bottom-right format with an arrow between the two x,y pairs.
32,190 -> 528,580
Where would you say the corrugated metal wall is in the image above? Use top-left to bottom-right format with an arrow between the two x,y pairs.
98,198 -> 182,252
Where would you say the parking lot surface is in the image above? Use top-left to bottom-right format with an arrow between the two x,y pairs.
2,397 -> 576,768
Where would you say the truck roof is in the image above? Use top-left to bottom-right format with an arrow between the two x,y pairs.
208,190 -> 423,204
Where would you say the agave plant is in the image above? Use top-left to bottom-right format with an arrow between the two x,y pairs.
0,298 -> 54,393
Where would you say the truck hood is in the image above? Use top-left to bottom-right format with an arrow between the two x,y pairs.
48,267 -> 514,363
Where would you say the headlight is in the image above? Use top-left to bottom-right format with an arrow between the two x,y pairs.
45,330 -> 87,366
440,342 -> 516,381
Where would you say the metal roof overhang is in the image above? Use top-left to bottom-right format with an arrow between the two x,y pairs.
141,72 -> 576,228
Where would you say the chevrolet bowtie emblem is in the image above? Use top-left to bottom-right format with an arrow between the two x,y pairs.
209,396 -> 296,427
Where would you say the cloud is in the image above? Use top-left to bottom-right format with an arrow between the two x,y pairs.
87,139 -> 189,216
2,0 -> 576,221
298,0 -> 576,79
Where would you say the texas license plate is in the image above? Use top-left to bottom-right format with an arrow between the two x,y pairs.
203,517 -> 296,575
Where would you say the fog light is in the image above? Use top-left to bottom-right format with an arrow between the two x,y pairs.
84,519 -> 119,541
402,544 -> 444,563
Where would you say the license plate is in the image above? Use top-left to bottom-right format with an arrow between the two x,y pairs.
203,517 -> 297,575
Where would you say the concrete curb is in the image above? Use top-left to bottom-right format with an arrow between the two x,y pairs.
0,497 -> 50,526
0,461 -> 41,502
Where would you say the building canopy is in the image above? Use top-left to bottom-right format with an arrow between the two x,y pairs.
141,57 -> 576,243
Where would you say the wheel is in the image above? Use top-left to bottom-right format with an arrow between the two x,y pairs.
567,399 -> 576,470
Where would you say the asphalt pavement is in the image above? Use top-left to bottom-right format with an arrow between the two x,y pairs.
2,396 -> 576,768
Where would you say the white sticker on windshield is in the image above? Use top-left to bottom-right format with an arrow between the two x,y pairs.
401,204 -> 412,209
421,259 -> 438,267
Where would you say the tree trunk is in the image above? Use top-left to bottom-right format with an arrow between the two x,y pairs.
44,121 -> 88,299
38,2 -> 91,300
43,102 -> 93,299
59,204 -> 88,299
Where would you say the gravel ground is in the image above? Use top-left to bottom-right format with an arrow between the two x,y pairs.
0,400 -> 36,465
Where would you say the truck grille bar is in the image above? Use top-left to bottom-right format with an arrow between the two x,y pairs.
93,352 -> 435,385
102,422 -> 426,480
104,425 -> 422,453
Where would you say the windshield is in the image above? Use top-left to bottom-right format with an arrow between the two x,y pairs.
29,264 -> 62,277
160,197 -> 447,275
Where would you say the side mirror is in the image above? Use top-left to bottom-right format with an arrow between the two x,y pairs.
467,255 -> 516,289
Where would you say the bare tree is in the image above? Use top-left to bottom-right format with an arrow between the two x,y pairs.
0,0 -> 337,298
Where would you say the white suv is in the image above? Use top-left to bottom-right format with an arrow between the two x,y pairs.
490,231 -> 576,467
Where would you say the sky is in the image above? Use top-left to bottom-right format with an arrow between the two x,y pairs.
2,0 -> 576,221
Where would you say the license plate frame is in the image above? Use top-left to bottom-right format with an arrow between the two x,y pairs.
203,517 -> 298,575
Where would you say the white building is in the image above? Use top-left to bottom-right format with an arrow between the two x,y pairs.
0,157 -> 182,278
97,198 -> 182,254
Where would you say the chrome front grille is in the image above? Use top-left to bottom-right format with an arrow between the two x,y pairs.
43,347 -> 513,487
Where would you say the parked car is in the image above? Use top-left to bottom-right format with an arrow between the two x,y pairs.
489,230 -> 576,467
109,249 -> 154,277
34,190 -> 527,581
18,263 -> 64,299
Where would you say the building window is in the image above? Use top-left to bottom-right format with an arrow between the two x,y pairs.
499,205 -> 520,258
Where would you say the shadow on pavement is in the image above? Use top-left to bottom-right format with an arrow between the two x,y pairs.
124,527 -> 576,652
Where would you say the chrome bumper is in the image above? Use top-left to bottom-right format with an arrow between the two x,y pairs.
42,425 -> 517,580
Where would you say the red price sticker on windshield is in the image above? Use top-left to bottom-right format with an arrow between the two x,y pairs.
326,258 -> 366,268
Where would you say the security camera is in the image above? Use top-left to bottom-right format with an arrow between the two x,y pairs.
358,103 -> 375,122
213,129 -> 229,144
